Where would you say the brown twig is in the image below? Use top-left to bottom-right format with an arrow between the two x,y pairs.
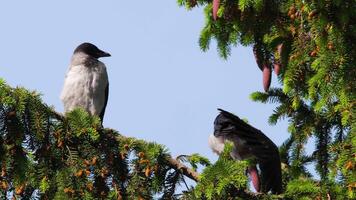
166,157 -> 199,182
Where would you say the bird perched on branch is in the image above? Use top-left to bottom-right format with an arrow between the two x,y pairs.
208,109 -> 282,194
61,42 -> 111,123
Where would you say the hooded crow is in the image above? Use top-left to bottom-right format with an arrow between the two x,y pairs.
208,108 -> 282,194
60,42 -> 111,123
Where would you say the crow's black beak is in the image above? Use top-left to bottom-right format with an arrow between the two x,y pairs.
98,50 -> 111,57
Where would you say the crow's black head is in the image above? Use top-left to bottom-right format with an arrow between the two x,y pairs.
74,42 -> 111,59
213,109 -> 240,137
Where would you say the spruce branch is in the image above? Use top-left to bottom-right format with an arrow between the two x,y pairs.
51,110 -> 201,182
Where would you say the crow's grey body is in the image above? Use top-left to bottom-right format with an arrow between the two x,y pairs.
61,43 -> 110,122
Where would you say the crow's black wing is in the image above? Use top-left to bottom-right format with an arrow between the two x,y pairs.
99,83 -> 109,123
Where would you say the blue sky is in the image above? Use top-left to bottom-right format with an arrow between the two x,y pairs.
0,0 -> 291,176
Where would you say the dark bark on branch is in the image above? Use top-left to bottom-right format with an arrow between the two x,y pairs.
166,157 -> 199,182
